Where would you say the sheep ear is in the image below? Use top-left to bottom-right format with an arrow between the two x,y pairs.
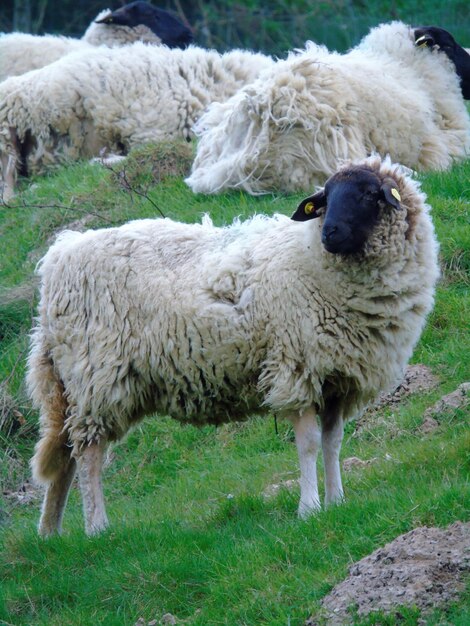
380,181 -> 402,210
95,12 -> 113,24
414,31 -> 435,48
291,190 -> 326,221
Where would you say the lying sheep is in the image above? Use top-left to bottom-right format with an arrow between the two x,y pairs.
0,1 -> 193,81
83,1 -> 193,48
28,155 -> 439,536
0,44 -> 273,202
186,22 -> 470,195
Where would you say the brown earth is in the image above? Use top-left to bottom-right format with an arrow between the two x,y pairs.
311,521 -> 470,625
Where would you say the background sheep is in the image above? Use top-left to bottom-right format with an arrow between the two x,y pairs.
0,1 -> 193,81
186,22 -> 470,195
0,43 -> 273,202
27,155 -> 439,536
82,1 -> 194,48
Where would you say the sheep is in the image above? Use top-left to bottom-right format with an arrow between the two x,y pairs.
0,43 -> 274,202
27,155 -> 439,536
82,1 -> 193,48
186,22 -> 470,195
0,2 -> 193,81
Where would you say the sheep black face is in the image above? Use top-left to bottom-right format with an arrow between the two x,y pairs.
414,26 -> 470,99
291,167 -> 401,255
96,1 -> 194,49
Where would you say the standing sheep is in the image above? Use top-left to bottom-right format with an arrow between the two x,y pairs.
186,22 -> 470,195
0,43 -> 273,202
28,156 -> 439,536
0,2 -> 193,81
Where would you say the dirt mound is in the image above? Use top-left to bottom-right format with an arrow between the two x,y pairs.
417,382 -> 469,435
424,382 -> 469,418
375,364 -> 440,408
315,521 -> 470,624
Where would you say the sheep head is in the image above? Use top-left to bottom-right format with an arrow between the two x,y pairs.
414,26 -> 470,99
291,165 -> 402,255
95,1 -> 193,49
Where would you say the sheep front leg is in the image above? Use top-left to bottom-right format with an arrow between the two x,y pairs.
77,440 -> 109,535
290,408 -> 322,518
321,400 -> 345,507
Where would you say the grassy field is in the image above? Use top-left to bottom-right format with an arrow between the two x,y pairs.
0,144 -> 469,625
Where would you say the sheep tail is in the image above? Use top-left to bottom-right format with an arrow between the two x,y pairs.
28,330 -> 71,486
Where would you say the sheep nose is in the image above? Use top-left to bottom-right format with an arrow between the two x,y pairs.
322,224 -> 338,244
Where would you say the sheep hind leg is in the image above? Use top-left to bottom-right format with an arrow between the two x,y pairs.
77,440 -> 109,536
38,455 -> 77,537
321,398 -> 345,507
290,407 -> 322,519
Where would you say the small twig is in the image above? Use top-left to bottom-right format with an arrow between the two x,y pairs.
103,162 -> 167,219
2,199 -> 115,225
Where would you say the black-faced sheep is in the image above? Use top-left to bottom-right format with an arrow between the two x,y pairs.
27,156 -> 439,535
186,22 -> 470,195
0,43 -> 273,202
0,1 -> 193,81
88,1 -> 193,49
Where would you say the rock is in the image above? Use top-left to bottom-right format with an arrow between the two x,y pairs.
262,478 -> 299,499
417,416 -> 440,434
342,457 -> 377,472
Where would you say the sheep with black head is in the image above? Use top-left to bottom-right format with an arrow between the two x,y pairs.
187,21 -> 470,194
28,156 -> 438,535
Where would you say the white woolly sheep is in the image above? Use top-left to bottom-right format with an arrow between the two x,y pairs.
186,22 -> 470,195
0,2 -> 193,81
28,155 -> 439,536
0,43 -> 273,202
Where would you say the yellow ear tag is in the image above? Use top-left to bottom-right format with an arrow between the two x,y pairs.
391,188 -> 401,202
415,36 -> 428,48
304,202 -> 315,215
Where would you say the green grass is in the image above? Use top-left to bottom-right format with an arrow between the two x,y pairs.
0,145 -> 469,625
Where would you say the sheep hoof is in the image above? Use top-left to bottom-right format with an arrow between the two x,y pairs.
85,518 -> 109,536
325,494 -> 345,508
298,500 -> 321,519
38,524 -> 61,538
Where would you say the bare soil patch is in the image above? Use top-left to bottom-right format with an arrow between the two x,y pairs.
373,364 -> 440,410
313,521 -> 470,624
